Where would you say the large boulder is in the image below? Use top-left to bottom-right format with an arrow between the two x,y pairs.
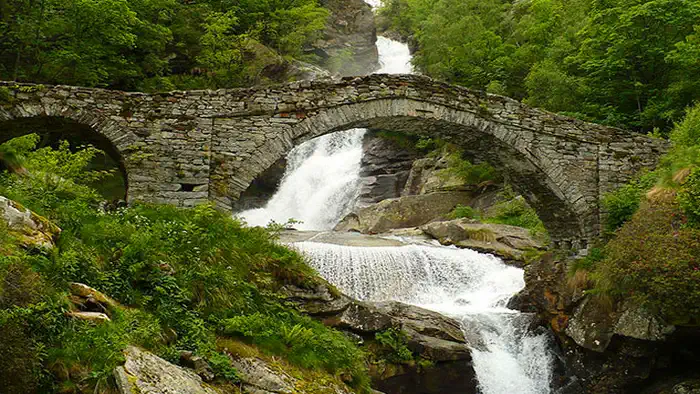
329,301 -> 477,394
315,0 -> 379,76
402,156 -> 467,196
114,346 -> 220,394
334,192 -> 472,234
0,195 -> 60,249
421,219 -> 545,262
282,284 -> 477,394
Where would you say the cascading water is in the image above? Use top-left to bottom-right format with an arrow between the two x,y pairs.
238,12 -> 414,230
239,129 -> 365,230
239,2 -> 556,391
293,242 -> 554,394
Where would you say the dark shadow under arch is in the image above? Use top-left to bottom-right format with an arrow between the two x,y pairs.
0,116 -> 128,200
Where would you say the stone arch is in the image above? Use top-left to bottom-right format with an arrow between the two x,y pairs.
235,98 -> 599,244
0,108 -> 130,200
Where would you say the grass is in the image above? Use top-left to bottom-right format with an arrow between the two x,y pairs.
0,136 -> 372,393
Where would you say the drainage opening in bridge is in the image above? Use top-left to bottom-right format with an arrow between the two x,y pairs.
0,117 -> 128,202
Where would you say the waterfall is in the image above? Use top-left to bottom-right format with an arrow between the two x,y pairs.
238,33 -> 413,230
376,36 -> 413,74
238,8 -> 555,392
293,242 -> 555,394
239,129 -> 365,230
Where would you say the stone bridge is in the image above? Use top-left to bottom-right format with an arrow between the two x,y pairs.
0,75 -> 668,248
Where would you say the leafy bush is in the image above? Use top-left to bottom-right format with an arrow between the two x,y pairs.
442,150 -> 501,186
450,205 -> 478,220
0,137 -> 371,392
594,200 -> 700,325
374,328 -> 414,364
484,192 -> 547,237
222,312 -> 370,390
602,170 -> 659,232
679,168 -> 700,225
450,205 -> 480,219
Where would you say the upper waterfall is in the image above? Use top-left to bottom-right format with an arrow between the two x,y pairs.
238,34 -> 414,229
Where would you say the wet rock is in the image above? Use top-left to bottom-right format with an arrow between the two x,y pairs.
1,195 -> 60,249
115,346 -> 219,394
334,192 -> 472,234
613,301 -> 675,341
280,283 -> 352,316
512,253 -> 700,393
402,156 -> 468,196
282,282 -> 477,394
564,297 -> 616,352
229,358 -> 294,394
180,351 -> 215,382
421,219 -> 544,261
278,230 -> 407,247
357,134 -> 420,206
331,301 -> 476,394
673,380 -> 700,394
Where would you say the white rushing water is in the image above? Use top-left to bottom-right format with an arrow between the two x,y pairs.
239,129 -> 365,230
293,242 -> 554,394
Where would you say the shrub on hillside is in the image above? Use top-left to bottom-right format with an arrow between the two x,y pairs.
484,190 -> 547,237
595,200 -> 700,325
602,170 -> 659,232
679,169 -> 700,225
0,136 -> 372,392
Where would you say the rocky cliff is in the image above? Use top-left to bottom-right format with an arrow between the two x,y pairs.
510,254 -> 700,393
315,0 -> 379,75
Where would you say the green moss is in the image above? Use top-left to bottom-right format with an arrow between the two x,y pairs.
0,86 -> 13,103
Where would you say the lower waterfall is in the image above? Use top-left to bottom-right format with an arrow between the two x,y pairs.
293,242 -> 554,394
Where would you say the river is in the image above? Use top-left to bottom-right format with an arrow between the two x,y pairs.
238,9 -> 555,394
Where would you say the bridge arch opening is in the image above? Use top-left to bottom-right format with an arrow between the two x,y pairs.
0,116 -> 128,201
230,99 -> 595,247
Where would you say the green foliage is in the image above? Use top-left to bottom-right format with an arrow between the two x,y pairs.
570,247 -> 605,274
0,137 -> 371,392
0,135 -> 107,226
0,0 -> 329,90
442,151 -> 501,185
679,169 -> 700,225
0,86 -> 12,102
374,328 -> 414,364
222,313 -> 369,389
484,192 -> 547,237
658,103 -> 700,187
594,200 -> 700,325
379,0 -> 700,133
450,205 -> 480,220
602,170 -> 659,232
414,137 -> 443,153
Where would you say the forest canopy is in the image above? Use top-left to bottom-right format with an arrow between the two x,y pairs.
378,0 -> 700,134
0,0 -> 329,90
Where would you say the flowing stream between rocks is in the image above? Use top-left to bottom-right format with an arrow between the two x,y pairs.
239,15 -> 555,394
